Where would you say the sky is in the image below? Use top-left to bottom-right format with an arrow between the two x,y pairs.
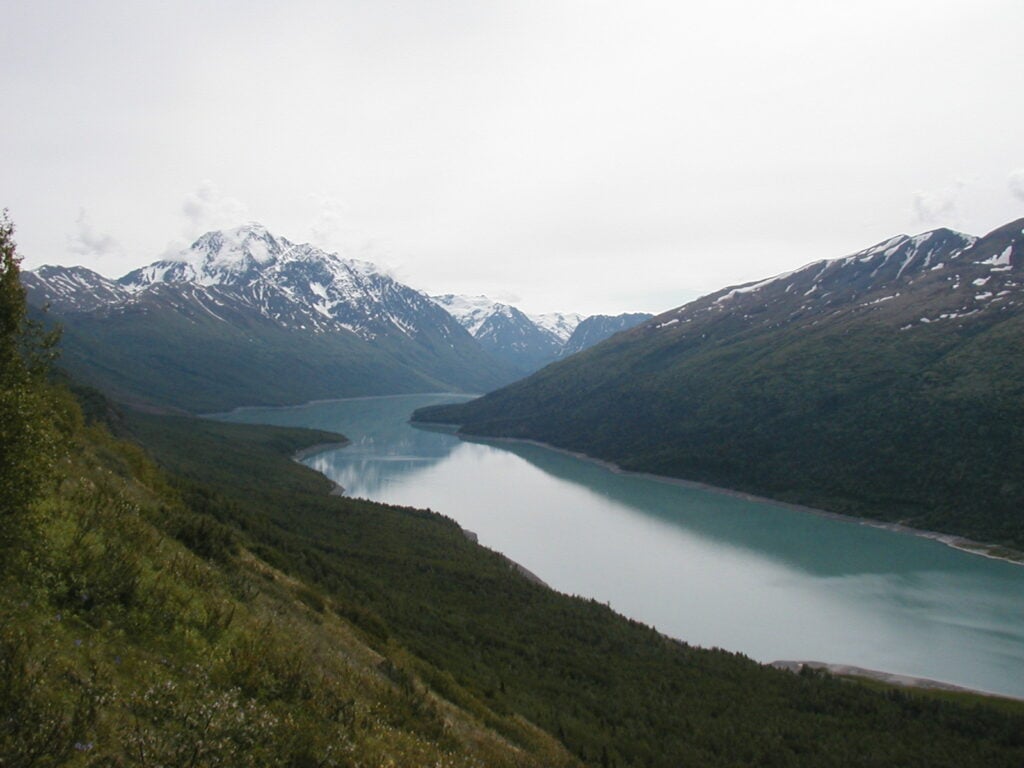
3,1 -> 1023,315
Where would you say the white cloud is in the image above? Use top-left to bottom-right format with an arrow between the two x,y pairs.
181,180 -> 249,238
67,209 -> 123,260
489,289 -> 522,305
912,183 -> 964,226
6,3 -> 1024,311
309,195 -> 353,252
1010,170 -> 1024,202
306,193 -> 401,275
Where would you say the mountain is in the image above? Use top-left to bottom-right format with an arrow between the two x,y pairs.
529,309 -> 583,345
431,294 -> 571,374
414,218 -> 1024,551
7,212 -> 1024,768
561,312 -> 654,357
431,294 -> 651,375
23,224 -> 518,411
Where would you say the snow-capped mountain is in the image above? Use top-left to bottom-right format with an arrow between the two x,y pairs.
22,224 -> 518,411
643,221 -> 1019,337
431,294 -> 649,375
114,224 -> 462,340
528,311 -> 583,345
430,294 -> 571,374
25,265 -> 131,313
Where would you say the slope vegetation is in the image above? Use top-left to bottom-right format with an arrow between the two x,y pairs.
7,214 -> 1024,766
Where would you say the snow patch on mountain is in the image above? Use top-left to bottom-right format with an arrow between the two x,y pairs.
528,311 -> 583,343
431,294 -> 648,372
30,223 -> 473,344
431,294 -> 510,337
977,246 -> 1013,267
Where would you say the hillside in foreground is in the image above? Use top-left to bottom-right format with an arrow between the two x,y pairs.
6,215 -> 1024,765
415,218 -> 1024,552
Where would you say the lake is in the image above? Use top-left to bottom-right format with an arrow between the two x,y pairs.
216,393 -> 1024,699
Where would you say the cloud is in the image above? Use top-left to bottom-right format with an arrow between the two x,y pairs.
67,209 -> 123,259
181,180 -> 249,237
490,289 -> 523,305
912,183 -> 964,225
309,195 -> 353,252
307,193 -> 397,272
1010,169 -> 1024,202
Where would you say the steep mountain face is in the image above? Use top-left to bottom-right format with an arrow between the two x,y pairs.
431,295 -> 572,374
528,310 -> 582,345
432,294 -> 650,375
23,224 -> 518,411
414,218 -> 1024,550
27,264 -> 132,312
117,226 -> 465,340
560,313 -> 653,357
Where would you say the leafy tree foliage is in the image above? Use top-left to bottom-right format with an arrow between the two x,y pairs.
0,212 -> 63,522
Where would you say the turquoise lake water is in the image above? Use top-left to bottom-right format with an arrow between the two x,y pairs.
216,393 -> 1024,698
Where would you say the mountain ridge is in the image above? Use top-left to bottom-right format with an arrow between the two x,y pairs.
23,224 -> 519,411
430,293 -> 651,375
413,217 -> 1024,550
25,223 -> 653,405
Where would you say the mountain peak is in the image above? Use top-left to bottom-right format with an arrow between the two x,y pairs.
184,223 -> 286,278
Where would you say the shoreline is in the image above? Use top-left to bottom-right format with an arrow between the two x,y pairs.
416,423 -> 1023,567
295,420 -> 1021,703
771,661 -> 1024,702
205,391 -> 480,419
292,441 -> 351,495
291,440 -> 351,462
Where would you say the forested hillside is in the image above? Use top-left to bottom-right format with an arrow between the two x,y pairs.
415,219 -> 1024,552
5,213 -> 1024,766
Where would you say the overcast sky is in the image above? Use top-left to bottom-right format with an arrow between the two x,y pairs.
3,1 -> 1023,315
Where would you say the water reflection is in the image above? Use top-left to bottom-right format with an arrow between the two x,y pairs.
459,436 -> 1011,581
216,393 -> 1024,697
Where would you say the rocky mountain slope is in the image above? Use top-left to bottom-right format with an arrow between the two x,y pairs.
414,218 -> 1024,550
561,312 -> 654,357
431,294 -> 573,374
23,224 -> 519,411
432,294 -> 650,375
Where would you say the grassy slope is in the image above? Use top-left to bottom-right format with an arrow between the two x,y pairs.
114,408 -> 1024,768
2,398 -> 575,766
414,306 -> 1024,551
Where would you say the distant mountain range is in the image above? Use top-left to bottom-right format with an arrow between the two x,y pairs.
23,224 -> 517,411
414,218 -> 1024,550
430,294 -> 651,375
23,223 -> 651,411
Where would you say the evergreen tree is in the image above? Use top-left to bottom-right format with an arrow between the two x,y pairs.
0,211 -> 60,521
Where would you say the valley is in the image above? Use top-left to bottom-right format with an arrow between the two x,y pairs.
218,393 -> 1024,700
7,214 -> 1024,765
7,4 -> 1024,763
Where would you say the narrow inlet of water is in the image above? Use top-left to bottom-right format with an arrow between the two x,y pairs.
215,393 -> 1024,699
